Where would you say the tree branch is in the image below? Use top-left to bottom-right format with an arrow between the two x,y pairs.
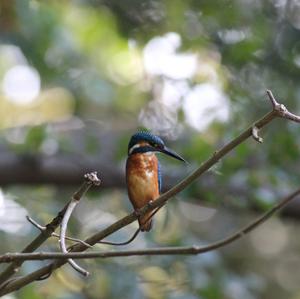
59,172 -> 100,276
26,216 -> 92,248
0,186 -> 299,263
0,172 -> 100,287
267,90 -> 300,123
0,152 -> 124,186
0,90 -> 299,295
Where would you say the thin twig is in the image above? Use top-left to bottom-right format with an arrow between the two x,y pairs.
27,216 -> 92,248
26,216 -> 45,231
1,186 -> 299,262
97,204 -> 161,246
266,89 -> 278,108
60,201 -> 89,276
59,172 -> 101,276
1,90 -> 299,295
97,228 -> 141,246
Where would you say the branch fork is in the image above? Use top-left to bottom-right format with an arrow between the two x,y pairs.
267,90 -> 300,123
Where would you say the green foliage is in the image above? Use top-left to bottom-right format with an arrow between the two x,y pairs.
9,125 -> 46,153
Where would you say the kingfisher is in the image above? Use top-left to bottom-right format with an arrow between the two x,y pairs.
126,131 -> 186,232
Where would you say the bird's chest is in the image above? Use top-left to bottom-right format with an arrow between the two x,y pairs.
126,154 -> 159,206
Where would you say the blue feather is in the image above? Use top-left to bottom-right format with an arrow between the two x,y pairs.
157,160 -> 162,193
128,131 -> 164,153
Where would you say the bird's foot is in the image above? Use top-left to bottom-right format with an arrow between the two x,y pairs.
147,200 -> 154,208
134,209 -> 142,217
134,200 -> 155,217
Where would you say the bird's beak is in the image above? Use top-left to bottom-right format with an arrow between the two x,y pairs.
160,146 -> 187,163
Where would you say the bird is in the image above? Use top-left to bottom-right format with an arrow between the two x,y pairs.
126,131 -> 186,232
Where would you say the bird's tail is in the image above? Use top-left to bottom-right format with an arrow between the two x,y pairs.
138,212 -> 154,232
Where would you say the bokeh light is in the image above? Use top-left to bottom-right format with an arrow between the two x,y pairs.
2,64 -> 41,104
183,83 -> 230,131
143,32 -> 197,79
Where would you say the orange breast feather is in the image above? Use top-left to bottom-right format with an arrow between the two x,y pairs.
126,153 -> 160,231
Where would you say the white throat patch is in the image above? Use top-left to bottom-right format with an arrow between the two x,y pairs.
129,143 -> 141,155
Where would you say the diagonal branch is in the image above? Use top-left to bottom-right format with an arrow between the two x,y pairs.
0,90 -> 299,295
0,187 -> 299,263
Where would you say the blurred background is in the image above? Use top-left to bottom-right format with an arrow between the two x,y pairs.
0,0 -> 300,298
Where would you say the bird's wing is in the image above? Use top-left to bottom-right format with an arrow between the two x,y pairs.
157,160 -> 162,193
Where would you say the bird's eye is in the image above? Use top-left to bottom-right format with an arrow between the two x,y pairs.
153,143 -> 162,149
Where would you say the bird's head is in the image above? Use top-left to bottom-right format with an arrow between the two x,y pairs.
128,131 -> 186,162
